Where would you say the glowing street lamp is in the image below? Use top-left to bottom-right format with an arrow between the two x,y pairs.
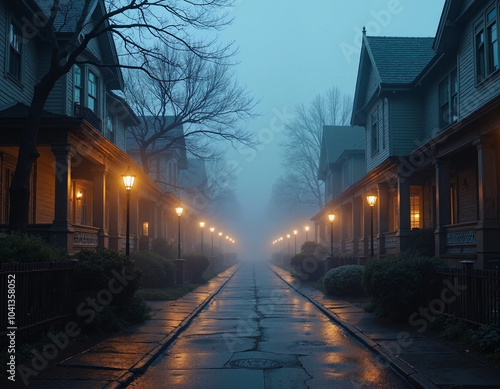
218,231 -> 223,254
293,230 -> 298,255
199,221 -> 205,254
210,227 -> 215,256
286,234 -> 291,254
328,213 -> 335,257
122,166 -> 136,257
305,225 -> 310,242
366,194 -> 378,258
175,205 -> 183,258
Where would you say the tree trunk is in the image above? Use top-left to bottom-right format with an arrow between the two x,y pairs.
9,78 -> 58,232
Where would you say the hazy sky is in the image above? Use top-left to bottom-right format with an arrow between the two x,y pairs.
213,0 -> 446,259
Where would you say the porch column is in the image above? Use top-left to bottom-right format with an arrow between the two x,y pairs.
434,158 -> 451,256
397,175 -> 411,252
92,165 -> 108,248
108,176 -> 121,251
131,194 -> 139,252
352,196 -> 362,257
49,144 -> 74,252
475,137 -> 500,268
377,182 -> 389,255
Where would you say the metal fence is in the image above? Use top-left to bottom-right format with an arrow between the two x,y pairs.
436,266 -> 500,327
0,261 -> 77,347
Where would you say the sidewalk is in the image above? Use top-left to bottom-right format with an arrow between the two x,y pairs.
14,265 -> 240,389
270,264 -> 500,389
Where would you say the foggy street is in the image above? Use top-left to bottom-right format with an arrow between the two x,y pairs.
128,261 -> 412,389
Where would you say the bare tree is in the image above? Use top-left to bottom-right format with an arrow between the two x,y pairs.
278,87 -> 352,211
205,157 -> 240,216
125,46 -> 258,174
8,0 -> 237,232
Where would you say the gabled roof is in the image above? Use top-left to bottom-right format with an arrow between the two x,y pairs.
318,126 -> 365,181
36,0 -> 99,33
366,36 -> 436,84
351,32 -> 437,125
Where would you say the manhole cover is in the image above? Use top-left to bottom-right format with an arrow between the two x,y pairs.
229,358 -> 284,370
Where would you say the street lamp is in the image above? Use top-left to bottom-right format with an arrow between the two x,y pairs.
305,225 -> 310,242
366,194 -> 378,258
175,205 -> 183,258
219,231 -> 223,254
122,166 -> 136,257
328,213 -> 335,257
210,227 -> 215,256
293,230 -> 298,255
286,234 -> 290,254
199,221 -> 205,254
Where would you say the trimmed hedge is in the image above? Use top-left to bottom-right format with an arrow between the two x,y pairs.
362,253 -> 443,320
182,254 -> 209,283
132,251 -> 176,288
290,253 -> 324,281
73,249 -> 147,331
151,237 -> 176,260
0,233 -> 67,263
323,265 -> 364,296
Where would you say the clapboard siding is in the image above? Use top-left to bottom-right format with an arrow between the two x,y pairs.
40,46 -> 67,115
458,1 -> 500,120
35,147 -> 55,223
457,168 -> 478,223
390,95 -> 423,156
0,4 -> 37,108
364,64 -> 379,105
422,82 -> 440,140
366,101 -> 390,172
115,119 -> 126,152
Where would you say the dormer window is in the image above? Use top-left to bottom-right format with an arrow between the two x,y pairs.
8,23 -> 22,81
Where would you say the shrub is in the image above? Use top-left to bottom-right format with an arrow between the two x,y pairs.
469,324 -> 500,353
362,253 -> 442,320
132,251 -> 176,288
0,233 -> 67,263
290,252 -> 324,282
182,254 -> 209,283
301,241 -> 328,256
72,249 -> 146,330
151,238 -> 176,260
408,228 -> 435,257
323,265 -> 364,296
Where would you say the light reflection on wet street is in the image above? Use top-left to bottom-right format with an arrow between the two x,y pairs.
129,261 -> 413,388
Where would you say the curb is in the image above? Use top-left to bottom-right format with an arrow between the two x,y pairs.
112,264 -> 241,387
267,264 -> 439,389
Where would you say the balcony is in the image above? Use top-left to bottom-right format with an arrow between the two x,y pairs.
74,103 -> 102,132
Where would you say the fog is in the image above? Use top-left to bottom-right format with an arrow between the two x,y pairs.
209,0 -> 446,261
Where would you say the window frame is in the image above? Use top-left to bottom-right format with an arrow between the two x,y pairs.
370,110 -> 379,155
438,69 -> 458,129
74,65 -> 83,105
474,4 -> 500,84
87,70 -> 98,113
7,21 -> 23,82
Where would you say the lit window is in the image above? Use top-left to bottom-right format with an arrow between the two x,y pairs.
9,23 -> 22,80
410,194 -> 422,229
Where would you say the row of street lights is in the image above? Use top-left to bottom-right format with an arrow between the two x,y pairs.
175,207 -> 235,258
272,225 -> 310,256
271,193 -> 378,259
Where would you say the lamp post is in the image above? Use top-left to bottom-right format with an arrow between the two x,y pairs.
122,167 -> 136,257
293,230 -> 298,255
175,206 -> 183,258
305,225 -> 310,242
286,234 -> 290,254
199,221 -> 205,254
328,213 -> 335,257
366,194 -> 377,258
210,227 -> 215,256
218,232 -> 223,254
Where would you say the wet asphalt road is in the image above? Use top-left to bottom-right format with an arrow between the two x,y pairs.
128,261 -> 413,388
